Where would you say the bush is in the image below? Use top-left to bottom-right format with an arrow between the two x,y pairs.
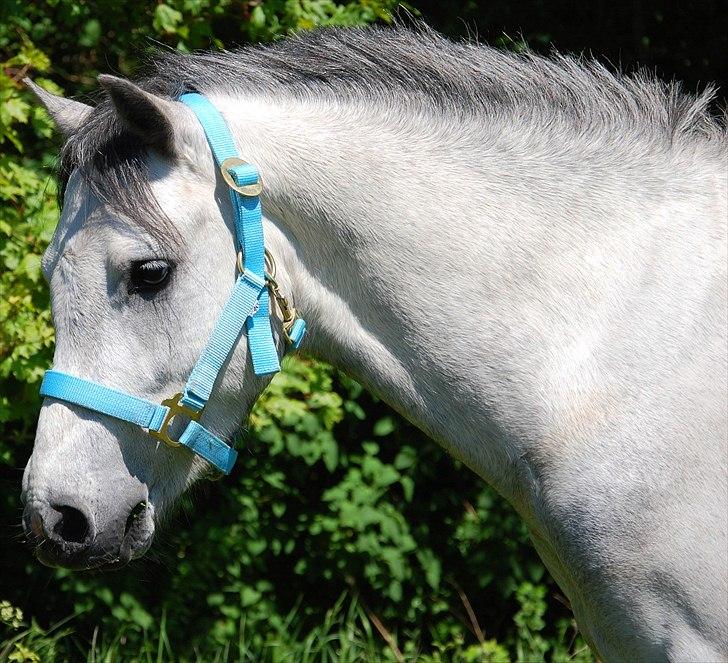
0,2 -> 592,660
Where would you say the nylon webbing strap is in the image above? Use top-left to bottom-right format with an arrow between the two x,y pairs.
179,421 -> 237,474
41,371 -> 169,432
179,92 -> 280,383
40,371 -> 237,475
179,269 -> 265,411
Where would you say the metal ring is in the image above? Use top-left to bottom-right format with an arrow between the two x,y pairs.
237,249 -> 276,279
220,157 -> 263,197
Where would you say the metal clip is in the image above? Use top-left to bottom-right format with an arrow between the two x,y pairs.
266,274 -> 299,343
236,249 -> 299,345
263,251 -> 299,344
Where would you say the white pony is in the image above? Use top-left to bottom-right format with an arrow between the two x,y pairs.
22,28 -> 727,661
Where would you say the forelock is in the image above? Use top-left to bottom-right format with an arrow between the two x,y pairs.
59,88 -> 176,243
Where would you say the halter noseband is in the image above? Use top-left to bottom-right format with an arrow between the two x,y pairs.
39,92 -> 306,475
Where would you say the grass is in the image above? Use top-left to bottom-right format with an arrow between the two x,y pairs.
1,594 -> 406,663
1,593 -> 594,662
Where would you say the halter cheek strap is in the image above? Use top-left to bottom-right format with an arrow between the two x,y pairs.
39,92 -> 306,476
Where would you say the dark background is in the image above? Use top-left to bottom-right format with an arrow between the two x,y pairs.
418,0 -> 727,100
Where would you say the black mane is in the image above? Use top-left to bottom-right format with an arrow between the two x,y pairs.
59,26 -> 725,234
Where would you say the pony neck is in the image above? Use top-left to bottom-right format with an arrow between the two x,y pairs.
209,91 -> 581,511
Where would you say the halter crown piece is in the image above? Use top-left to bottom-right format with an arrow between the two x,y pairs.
39,92 -> 306,475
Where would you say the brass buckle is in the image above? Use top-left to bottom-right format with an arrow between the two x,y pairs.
220,157 -> 263,197
150,393 -> 201,448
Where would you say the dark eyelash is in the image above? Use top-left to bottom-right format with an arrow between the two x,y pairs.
128,259 -> 174,295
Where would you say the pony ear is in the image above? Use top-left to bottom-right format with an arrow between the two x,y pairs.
23,78 -> 92,138
97,74 -> 176,154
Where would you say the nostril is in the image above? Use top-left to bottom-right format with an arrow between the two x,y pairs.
124,501 -> 148,539
52,505 -> 90,544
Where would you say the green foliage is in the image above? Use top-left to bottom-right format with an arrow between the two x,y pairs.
0,1 -> 593,660
0,601 -> 73,663
0,38 -> 57,462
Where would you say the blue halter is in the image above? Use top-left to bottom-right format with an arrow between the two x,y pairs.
39,92 -> 305,475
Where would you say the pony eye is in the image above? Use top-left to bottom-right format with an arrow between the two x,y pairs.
129,259 -> 172,293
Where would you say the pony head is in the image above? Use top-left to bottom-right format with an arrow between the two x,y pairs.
21,78 -> 279,569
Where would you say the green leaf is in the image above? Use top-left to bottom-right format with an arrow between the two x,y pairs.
78,19 -> 102,47
153,4 -> 183,34
251,5 -> 266,29
373,415 -> 396,437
